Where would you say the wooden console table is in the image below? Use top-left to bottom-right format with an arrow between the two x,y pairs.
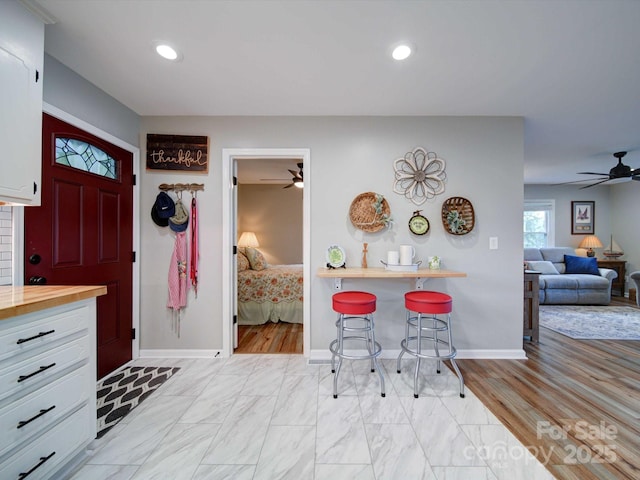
523,271 -> 540,343
597,259 -> 626,297
317,267 -> 466,291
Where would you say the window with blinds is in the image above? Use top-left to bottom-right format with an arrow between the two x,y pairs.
524,200 -> 555,248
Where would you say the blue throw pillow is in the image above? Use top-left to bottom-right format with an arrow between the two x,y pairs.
564,255 -> 600,275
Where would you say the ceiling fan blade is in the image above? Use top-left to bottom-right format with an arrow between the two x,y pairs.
552,177 -> 608,186
579,178 -> 612,189
282,183 -> 294,189
576,171 -> 610,176
288,169 -> 302,179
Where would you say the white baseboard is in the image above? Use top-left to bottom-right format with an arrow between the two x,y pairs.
308,348 -> 527,363
139,349 -> 228,358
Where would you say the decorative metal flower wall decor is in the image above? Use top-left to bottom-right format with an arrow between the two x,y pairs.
393,147 -> 446,205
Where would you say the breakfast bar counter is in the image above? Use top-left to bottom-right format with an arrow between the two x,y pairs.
0,285 -> 107,320
317,267 -> 467,290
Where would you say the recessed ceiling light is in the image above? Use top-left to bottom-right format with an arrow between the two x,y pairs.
156,44 -> 179,61
392,44 -> 412,61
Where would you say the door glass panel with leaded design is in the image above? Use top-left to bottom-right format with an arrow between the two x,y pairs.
55,137 -> 118,179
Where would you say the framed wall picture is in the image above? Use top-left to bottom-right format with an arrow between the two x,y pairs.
571,201 -> 595,235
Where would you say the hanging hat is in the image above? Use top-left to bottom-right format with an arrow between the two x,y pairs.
151,204 -> 169,227
151,191 -> 175,227
169,199 -> 189,232
155,192 -> 175,218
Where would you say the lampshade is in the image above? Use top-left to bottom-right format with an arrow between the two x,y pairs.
579,235 -> 603,249
238,231 -> 259,248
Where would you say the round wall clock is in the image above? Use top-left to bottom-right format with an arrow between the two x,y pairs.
408,210 -> 430,235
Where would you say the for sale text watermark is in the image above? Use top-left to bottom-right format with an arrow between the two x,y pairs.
536,420 -> 617,464
464,420 -> 618,469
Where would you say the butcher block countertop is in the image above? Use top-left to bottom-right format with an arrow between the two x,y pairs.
0,285 -> 107,320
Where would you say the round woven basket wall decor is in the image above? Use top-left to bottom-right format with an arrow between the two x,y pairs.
349,192 -> 391,233
441,196 -> 475,235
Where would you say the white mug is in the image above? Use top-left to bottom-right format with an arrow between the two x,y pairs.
399,245 -> 415,265
428,256 -> 440,270
387,250 -> 400,265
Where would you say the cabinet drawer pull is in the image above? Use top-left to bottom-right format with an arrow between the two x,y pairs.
16,330 -> 56,345
17,363 -> 56,383
17,405 -> 56,429
18,451 -> 56,479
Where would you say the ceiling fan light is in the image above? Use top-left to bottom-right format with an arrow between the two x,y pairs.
294,179 -> 303,188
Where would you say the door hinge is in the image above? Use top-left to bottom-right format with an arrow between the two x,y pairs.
132,251 -> 136,262
35,70 -> 39,83
233,315 -> 238,325
33,182 -> 38,195
132,174 -> 137,186
233,176 -> 238,186
131,328 -> 136,340
233,245 -> 237,255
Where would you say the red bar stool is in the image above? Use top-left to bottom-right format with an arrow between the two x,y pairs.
396,290 -> 465,398
329,291 -> 385,399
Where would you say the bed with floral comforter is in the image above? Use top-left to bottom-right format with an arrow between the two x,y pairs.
237,264 -> 303,325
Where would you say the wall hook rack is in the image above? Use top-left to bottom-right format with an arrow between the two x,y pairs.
158,183 -> 205,193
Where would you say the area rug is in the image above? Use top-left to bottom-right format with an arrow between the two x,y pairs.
96,366 -> 180,438
539,305 -> 640,340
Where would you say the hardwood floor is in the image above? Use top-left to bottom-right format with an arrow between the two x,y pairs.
456,299 -> 640,479
235,322 -> 303,354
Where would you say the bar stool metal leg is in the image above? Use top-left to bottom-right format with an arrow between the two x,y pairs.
329,291 -> 384,399
397,291 -> 465,399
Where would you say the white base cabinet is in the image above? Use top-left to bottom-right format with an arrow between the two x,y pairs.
0,299 -> 97,480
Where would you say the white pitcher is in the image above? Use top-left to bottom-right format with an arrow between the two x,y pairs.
399,245 -> 415,265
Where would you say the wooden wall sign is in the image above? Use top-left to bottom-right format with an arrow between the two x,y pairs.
146,134 -> 209,172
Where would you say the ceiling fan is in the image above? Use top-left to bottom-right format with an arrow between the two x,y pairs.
558,151 -> 640,189
282,162 -> 303,189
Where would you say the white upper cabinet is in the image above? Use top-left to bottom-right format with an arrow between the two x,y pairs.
0,1 -> 44,206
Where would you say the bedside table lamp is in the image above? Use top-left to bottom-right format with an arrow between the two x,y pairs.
579,235 -> 603,257
238,231 -> 259,248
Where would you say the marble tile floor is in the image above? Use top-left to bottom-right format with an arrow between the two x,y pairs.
69,355 -> 556,480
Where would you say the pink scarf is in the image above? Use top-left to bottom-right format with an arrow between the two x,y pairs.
167,231 -> 188,335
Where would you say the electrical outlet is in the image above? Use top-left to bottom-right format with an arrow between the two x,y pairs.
489,237 -> 498,250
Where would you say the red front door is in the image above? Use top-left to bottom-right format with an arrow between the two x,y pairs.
25,113 -> 134,379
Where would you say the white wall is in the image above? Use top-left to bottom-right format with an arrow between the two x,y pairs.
238,183 -> 303,265
139,116 -> 525,356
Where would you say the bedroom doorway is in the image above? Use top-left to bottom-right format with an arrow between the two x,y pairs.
236,158 -> 303,353
221,148 -> 311,357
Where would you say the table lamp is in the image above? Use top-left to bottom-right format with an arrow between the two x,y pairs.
579,235 -> 603,257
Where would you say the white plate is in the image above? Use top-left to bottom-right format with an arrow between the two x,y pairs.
326,245 -> 346,268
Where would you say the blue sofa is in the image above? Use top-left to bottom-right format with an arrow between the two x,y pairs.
524,247 -> 617,305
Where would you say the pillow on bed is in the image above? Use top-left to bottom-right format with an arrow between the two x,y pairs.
237,251 -> 250,271
526,260 -> 559,275
564,254 -> 600,275
245,247 -> 267,271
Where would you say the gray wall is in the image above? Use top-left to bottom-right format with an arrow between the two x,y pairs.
238,184 -> 303,265
140,116 -> 525,354
43,54 -> 140,147
611,182 -> 640,289
524,184 -> 612,248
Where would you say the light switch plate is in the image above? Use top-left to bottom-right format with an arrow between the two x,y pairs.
489,237 -> 498,250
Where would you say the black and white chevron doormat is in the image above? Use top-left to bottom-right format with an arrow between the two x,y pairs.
96,366 -> 180,438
